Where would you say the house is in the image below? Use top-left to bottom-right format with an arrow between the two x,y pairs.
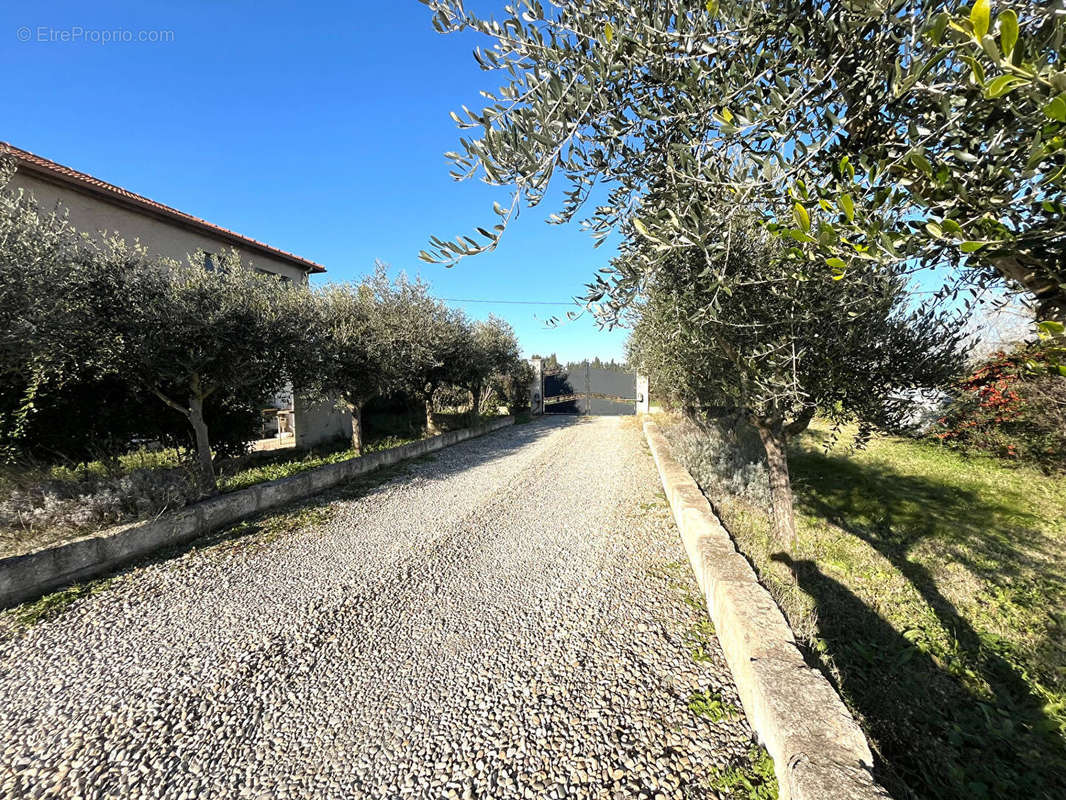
1,142 -> 352,448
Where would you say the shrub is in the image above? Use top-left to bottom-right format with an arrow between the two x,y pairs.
934,342 -> 1066,471
495,359 -> 534,415
1,371 -> 262,467
0,464 -> 200,550
664,415 -> 771,513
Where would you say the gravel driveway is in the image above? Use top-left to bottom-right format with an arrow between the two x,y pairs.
0,416 -> 760,800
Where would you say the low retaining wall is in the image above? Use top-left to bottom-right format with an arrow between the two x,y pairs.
1,416 -> 515,609
643,420 -> 890,800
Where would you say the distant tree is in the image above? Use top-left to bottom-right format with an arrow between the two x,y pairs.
537,353 -> 561,373
627,213 -> 964,550
301,263 -> 467,448
496,359 -> 535,415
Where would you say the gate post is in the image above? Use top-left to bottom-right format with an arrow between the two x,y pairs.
585,360 -> 591,416
528,358 -> 543,415
636,375 -> 650,414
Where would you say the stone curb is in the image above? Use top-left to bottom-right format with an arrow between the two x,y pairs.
643,420 -> 890,800
0,416 -> 515,609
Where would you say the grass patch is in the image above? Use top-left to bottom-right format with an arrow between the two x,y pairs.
672,417 -> 1066,799
645,557 -> 718,663
687,688 -> 741,722
217,434 -> 420,493
10,577 -> 113,628
708,746 -> 778,800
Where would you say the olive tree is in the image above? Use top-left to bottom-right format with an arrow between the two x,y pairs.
465,315 -> 523,415
300,282 -> 382,454
302,265 -> 447,453
113,251 -> 312,492
0,160 -> 127,458
627,213 -> 964,550
1,162 -> 307,478
414,306 -> 476,433
420,1 -> 1066,322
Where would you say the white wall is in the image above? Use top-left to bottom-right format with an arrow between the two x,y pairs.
528,358 -> 544,415
636,375 -> 650,414
294,395 -> 354,449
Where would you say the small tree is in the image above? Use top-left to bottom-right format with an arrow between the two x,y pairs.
301,283 -> 380,454
413,307 -> 474,433
627,214 -> 964,550
497,359 -> 535,415
305,263 -> 470,444
464,315 -> 523,416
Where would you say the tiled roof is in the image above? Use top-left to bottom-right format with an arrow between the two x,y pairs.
1,142 -> 326,274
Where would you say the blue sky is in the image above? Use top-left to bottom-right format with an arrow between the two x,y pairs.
1,0 -> 628,363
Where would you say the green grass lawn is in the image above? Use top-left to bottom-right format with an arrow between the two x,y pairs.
700,420 -> 1066,800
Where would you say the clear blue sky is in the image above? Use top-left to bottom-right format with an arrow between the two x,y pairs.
1,0 -> 628,363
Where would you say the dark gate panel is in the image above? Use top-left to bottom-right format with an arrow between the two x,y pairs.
543,369 -> 583,414
587,366 -> 636,416
542,363 -> 637,415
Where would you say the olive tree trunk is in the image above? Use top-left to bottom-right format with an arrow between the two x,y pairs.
754,421 -> 797,553
350,400 -> 364,456
470,382 -> 483,421
188,393 -> 217,495
424,384 -> 439,435
148,376 -> 220,495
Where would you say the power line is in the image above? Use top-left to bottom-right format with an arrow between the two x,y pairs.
436,297 -> 581,306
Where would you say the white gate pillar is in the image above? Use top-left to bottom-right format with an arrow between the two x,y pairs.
528,358 -> 544,415
636,375 -> 650,414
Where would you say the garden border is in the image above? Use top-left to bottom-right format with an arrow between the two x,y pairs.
0,416 -> 514,609
643,420 -> 890,800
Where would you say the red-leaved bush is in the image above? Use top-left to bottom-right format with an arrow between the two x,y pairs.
934,342 -> 1066,471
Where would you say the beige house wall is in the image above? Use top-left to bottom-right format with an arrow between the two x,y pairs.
9,172 -> 308,284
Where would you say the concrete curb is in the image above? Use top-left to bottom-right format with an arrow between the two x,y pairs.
643,420 -> 890,800
1,416 -> 515,609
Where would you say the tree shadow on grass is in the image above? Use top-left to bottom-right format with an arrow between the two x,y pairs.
778,448 -> 1066,800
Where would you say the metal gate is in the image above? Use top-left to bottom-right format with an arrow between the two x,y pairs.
542,362 -> 637,415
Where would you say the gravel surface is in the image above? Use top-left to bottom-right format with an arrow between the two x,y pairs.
0,416 -> 759,800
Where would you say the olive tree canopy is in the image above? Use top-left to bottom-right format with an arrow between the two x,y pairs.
420,0 -> 1066,322
627,211 -> 965,549
114,251 -> 312,492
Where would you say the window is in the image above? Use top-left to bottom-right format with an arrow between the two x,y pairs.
255,267 -> 291,284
